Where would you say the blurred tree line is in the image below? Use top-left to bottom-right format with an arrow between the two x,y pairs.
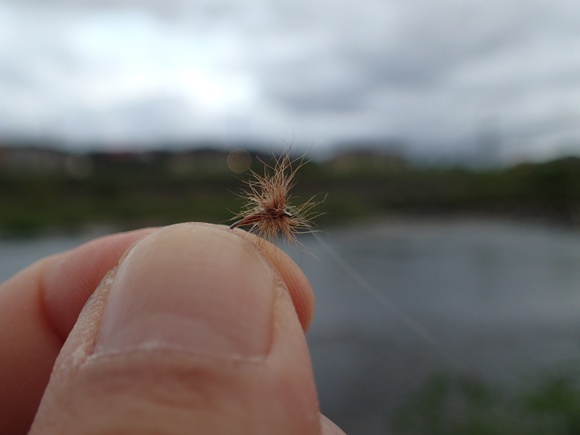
0,146 -> 579,235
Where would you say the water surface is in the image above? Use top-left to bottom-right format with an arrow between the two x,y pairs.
286,218 -> 580,433
3,219 -> 580,434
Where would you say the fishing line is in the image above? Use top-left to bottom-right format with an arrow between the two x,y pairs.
231,148 -> 473,373
304,222 -> 474,374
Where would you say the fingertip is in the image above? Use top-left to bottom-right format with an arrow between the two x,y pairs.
230,228 -> 315,331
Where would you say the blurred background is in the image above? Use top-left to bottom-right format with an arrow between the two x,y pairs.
2,0 -> 580,433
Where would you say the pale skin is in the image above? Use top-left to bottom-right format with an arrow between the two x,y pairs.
0,223 -> 346,434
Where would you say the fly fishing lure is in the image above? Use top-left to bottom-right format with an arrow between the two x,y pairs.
229,150 -> 323,247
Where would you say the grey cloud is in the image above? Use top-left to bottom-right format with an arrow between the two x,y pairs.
1,0 -> 580,160
4,0 -> 241,22
251,0 -> 580,118
61,96 -> 199,144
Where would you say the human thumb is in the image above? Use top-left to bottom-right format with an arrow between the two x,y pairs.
30,223 -> 335,435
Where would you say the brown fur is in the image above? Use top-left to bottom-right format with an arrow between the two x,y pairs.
230,151 -> 323,247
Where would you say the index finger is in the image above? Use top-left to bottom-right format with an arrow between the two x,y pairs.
0,228 -> 157,435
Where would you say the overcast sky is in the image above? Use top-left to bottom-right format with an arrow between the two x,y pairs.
1,0 -> 579,162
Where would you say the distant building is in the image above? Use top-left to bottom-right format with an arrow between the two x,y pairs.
330,148 -> 407,173
166,149 -> 230,175
0,145 -> 68,173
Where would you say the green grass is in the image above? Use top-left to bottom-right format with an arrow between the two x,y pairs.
394,364 -> 580,435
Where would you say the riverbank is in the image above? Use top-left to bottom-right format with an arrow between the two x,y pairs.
1,154 -> 580,235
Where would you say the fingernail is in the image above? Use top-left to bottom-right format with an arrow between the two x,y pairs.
94,224 -> 276,358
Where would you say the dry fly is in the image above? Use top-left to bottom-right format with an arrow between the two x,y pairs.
229,150 -> 323,247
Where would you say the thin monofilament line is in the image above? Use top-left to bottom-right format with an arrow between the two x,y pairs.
304,223 -> 472,373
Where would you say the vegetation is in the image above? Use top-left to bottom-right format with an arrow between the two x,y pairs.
394,364 -> 580,435
1,149 -> 580,235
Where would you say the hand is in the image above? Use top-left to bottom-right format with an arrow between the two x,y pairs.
0,223 -> 345,434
